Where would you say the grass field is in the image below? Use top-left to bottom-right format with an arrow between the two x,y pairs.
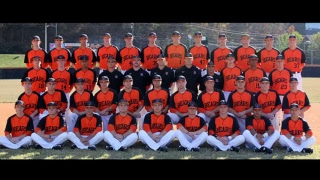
0,54 -> 25,68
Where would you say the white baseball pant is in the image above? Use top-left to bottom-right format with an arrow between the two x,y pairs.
39,110 -> 49,120
32,115 -> 40,130
235,117 -> 246,134
223,91 -> 231,102
292,72 -> 302,90
31,132 -> 68,149
138,130 -> 176,151
207,135 -> 245,151
0,136 -> 32,149
279,135 -> 316,152
67,131 -> 104,149
167,113 -> 180,124
103,131 -> 138,151
139,112 -> 150,131
68,113 -> 78,132
64,92 -> 70,125
101,114 -> 113,132
175,130 -> 208,151
242,130 -> 280,149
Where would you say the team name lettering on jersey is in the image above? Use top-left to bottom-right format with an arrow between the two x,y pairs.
233,101 -> 249,107
263,57 -> 275,63
81,127 -> 95,133
226,74 -> 237,81
193,53 -> 205,59
151,123 -> 164,129
31,76 -> 45,82
123,54 -> 134,61
98,101 -> 112,107
128,99 -> 139,105
83,78 -> 92,84
177,100 -> 190,109
275,78 -> 287,84
55,78 -> 67,84
292,100 -> 304,106
216,127 -> 232,133
289,129 -> 303,136
13,126 -> 27,132
115,124 -> 130,130
169,53 -> 182,59
248,76 -> 260,83
240,54 -> 250,60
204,101 -> 219,108
217,56 -> 226,62
102,54 -> 112,59
76,101 -> 86,107
261,101 -> 276,109
25,103 -> 37,109
287,57 -> 300,63
146,54 -> 157,61
186,126 -> 201,132
45,126 -> 59,132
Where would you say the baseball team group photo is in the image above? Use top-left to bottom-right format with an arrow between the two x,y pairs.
0,23 -> 319,159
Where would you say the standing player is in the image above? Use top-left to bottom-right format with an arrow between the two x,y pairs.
233,33 -> 257,72
24,35 -> 49,69
199,61 -> 222,91
150,54 -> 175,91
242,103 -> 280,154
176,101 -> 208,152
206,100 -> 245,152
118,33 -> 141,74
257,35 -> 280,77
282,77 -> 311,119
96,33 -> 121,74
73,55 -> 97,92
104,99 -> 139,151
281,34 -> 306,90
0,100 -> 34,149
138,98 -> 175,152
141,32 -> 163,75
279,103 -> 316,153
31,102 -> 68,150
189,31 -> 210,77
71,34 -> 97,70
47,35 -> 72,71
94,76 -> 118,132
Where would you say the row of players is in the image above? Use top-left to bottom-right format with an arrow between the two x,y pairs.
0,97 -> 315,154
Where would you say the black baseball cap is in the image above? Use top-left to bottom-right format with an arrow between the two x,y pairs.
46,78 -> 56,83
21,77 -> 32,82
85,101 -> 95,107
75,78 -> 84,83
185,52 -> 193,58
172,31 -> 180,36
226,53 -> 235,58
157,54 -> 165,58
99,76 -> 109,81
152,98 -> 163,104
253,103 -> 262,109
32,35 -> 40,40
218,100 -> 228,106
207,61 -> 214,66
176,75 -> 186,81
188,101 -> 198,108
79,55 -> 89,61
124,33 -> 133,38
265,35 -> 273,39
103,33 -> 111,37
236,75 -> 245,81
57,55 -> 66,59
290,103 -> 299,109
118,99 -> 129,105
218,34 -> 226,38
123,75 -> 133,81
47,102 -> 57,107
260,77 -> 270,83
204,76 -> 214,81
289,34 -> 296,39
152,74 -> 162,80
194,31 -> 202,36
15,100 -> 25,106
132,55 -> 141,59
290,77 -> 298,82
54,35 -> 63,40
276,54 -> 284,60
31,56 -> 42,61
79,34 -> 88,39
107,55 -> 116,61
249,54 -> 258,59
148,32 -> 157,37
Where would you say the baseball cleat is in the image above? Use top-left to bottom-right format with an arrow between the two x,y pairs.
178,145 -> 187,151
70,144 -> 77,149
34,143 -> 43,149
229,146 -> 240,153
119,146 -> 128,152
264,147 -> 273,154
287,147 -> 293,152
213,146 -> 221,151
88,145 -> 96,151
301,148 -> 313,154
20,145 -> 30,149
145,145 -> 150,150
158,146 -> 168,152
254,147 -> 261,152
52,144 -> 62,150
191,147 -> 200,152
105,145 -> 113,151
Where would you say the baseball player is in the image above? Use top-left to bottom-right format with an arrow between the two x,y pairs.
207,100 -> 245,152
233,33 -> 257,72
189,31 -> 210,77
68,101 -> 104,150
71,34 -> 98,70
24,35 -> 49,69
0,100 -> 33,149
242,103 -> 280,154
118,33 -> 142,74
197,76 -> 225,124
73,55 -> 97,92
176,101 -> 208,152
138,98 -> 175,152
282,77 -> 311,119
167,75 -> 198,124
47,35 -> 72,71
199,61 -> 223,92
68,78 -> 94,132
281,34 -> 306,90
279,103 -> 316,153
220,53 -> 242,100
257,35 -> 280,77
104,99 -> 139,151
98,55 -> 124,93
255,77 -> 282,131
31,102 -> 68,150
141,32 -> 163,75
22,55 -> 50,95
94,76 -> 118,132
227,75 -> 255,134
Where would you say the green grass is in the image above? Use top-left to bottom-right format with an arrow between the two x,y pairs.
0,54 -> 25,68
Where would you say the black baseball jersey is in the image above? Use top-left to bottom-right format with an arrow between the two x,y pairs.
124,67 -> 151,96
175,65 -> 202,95
98,69 -> 124,93
150,65 -> 175,90
199,73 -> 223,91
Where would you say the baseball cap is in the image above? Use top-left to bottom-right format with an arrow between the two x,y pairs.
47,102 -> 57,107
31,56 -> 42,61
194,31 -> 202,36
185,52 -> 193,58
290,103 -> 299,109
152,74 -> 162,80
253,103 -> 262,109
236,75 -> 245,81
276,54 -> 284,60
124,33 -> 133,38
21,77 -> 32,83
32,35 -> 40,40
226,53 -> 235,58
218,100 -> 228,106
289,34 -> 297,39
132,55 -> 141,59
249,54 -> 258,59
241,33 -> 250,38
15,100 -> 25,106
57,55 -> 66,59
75,78 -> 84,83
157,54 -> 165,58
103,33 -> 111,37
152,98 -> 163,104
207,61 -> 214,66
118,99 -> 129,105
176,75 -> 186,81
148,32 -> 157,37
172,31 -> 180,36
99,76 -> 109,81
107,55 -> 116,61
79,34 -> 88,39
188,101 -> 198,108
46,77 -> 56,83
79,55 -> 89,61
290,77 -> 298,82
204,76 -> 214,82
54,35 -> 63,40
260,77 -> 270,83
218,34 -> 227,38
85,101 -> 95,107
123,75 -> 133,81
265,35 -> 273,39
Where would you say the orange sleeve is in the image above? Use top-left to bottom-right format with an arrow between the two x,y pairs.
130,124 -> 137,132
247,125 -> 253,130
268,126 -> 275,131
143,124 -> 151,132
26,131 -> 32,136
35,127 -> 42,133
169,108 -> 177,113
60,126 -> 67,132
4,132 -> 10,136
111,104 -> 117,111
283,109 -> 290,114
281,129 -> 289,136
306,130 -> 313,137
74,127 -> 80,133
208,130 -> 215,135
61,102 -> 67,111
176,123 -> 182,129
93,127 -> 102,135
235,130 -> 241,135
202,126 -> 208,132
108,124 -> 115,132
164,124 -> 173,132
39,108 -> 45,114
198,107 -> 206,113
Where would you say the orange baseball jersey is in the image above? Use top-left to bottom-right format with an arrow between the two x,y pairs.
220,66 -> 242,92
189,44 -> 210,69
141,45 -> 163,70
96,45 -> 121,70
281,117 -> 313,138
51,69 -> 73,93
40,89 -> 68,113
48,47 -> 72,70
17,92 -> 43,116
282,90 -> 311,114
94,89 -> 118,114
24,48 -> 49,68
22,68 -> 50,93
257,47 -> 280,73
118,87 -> 144,113
108,113 -> 137,134
164,43 -> 188,69
242,67 -> 267,93
69,90 -> 94,112
245,116 -> 274,134
118,46 -> 141,71
281,47 -> 306,73
176,115 -> 207,132
210,47 -> 234,72
227,90 -> 255,116
71,47 -> 97,70
197,89 -> 225,113
233,46 -> 257,71
169,90 -> 197,113
144,88 -> 170,111
35,115 -> 66,134
4,114 -> 34,137
268,68 -> 293,95
255,89 -> 281,113
208,114 -> 240,137
143,112 -> 173,133
74,114 -> 102,136
73,68 -> 97,92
